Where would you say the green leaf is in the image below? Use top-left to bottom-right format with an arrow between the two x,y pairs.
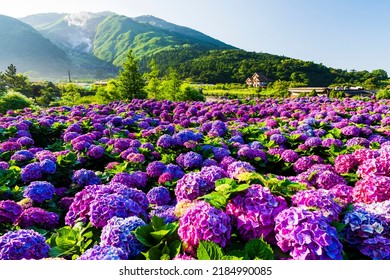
200,192 -> 229,209
331,221 -> 347,233
169,240 -> 182,259
244,238 -> 274,260
49,246 -> 66,258
142,247 -> 162,260
150,229 -> 171,242
134,225 -> 155,247
151,215 -> 165,231
222,255 -> 243,260
197,240 -> 225,260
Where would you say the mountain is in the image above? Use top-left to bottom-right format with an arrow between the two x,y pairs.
21,12 -> 236,67
0,15 -> 72,80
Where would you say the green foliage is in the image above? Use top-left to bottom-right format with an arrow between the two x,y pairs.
46,222 -> 100,260
134,216 -> 181,260
117,49 -> 146,100
376,89 -> 390,99
196,239 -> 274,260
200,178 -> 251,209
58,83 -> 81,105
0,90 -> 33,114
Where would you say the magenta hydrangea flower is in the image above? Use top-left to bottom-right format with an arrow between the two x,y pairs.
334,154 -> 357,174
315,170 -> 347,189
23,181 -> 56,203
274,207 -> 343,260
0,200 -> 23,223
292,189 -> 342,222
356,157 -> 390,178
226,184 -> 287,242
178,201 -> 231,256
100,216 -> 146,258
329,184 -> 354,208
281,149 -> 299,163
352,175 -> 390,203
293,156 -> 313,173
15,207 -> 59,229
0,229 -> 50,260
77,245 -> 127,260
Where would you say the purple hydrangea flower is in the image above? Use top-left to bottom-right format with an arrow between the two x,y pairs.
0,161 -> 9,170
293,156 -> 313,173
89,193 -> 145,228
146,161 -> 166,178
341,126 -> 361,137
281,149 -> 299,163
227,161 -> 256,179
23,181 -> 55,203
77,245 -> 127,260
177,151 -> 203,170
10,150 -> 34,162
292,189 -> 342,222
315,170 -> 347,190
226,184 -> 287,242
0,200 -> 23,223
329,184 -> 354,208
15,207 -> 59,229
0,229 -> 50,260
200,165 -> 228,188
86,145 -> 105,159
16,136 -> 34,146
149,205 -> 177,223
304,137 -> 322,147
212,147 -> 231,162
274,207 -> 343,260
157,134 -> 173,148
178,201 -> 231,256
100,216 -> 146,258
21,162 -> 42,183
175,172 -> 211,201
147,186 -> 171,206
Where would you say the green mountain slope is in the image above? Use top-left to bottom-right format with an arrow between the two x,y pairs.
0,15 -> 72,80
93,14 -> 236,66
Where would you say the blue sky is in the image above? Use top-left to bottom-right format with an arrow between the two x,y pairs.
2,0 -> 390,73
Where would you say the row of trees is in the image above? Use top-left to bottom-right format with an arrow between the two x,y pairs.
1,50 -> 205,110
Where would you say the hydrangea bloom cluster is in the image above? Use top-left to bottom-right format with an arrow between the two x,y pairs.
342,203 -> 390,259
100,216 -> 146,258
227,161 -> 256,179
15,207 -> 59,229
149,205 -> 177,223
175,172 -> 211,201
334,154 -> 357,174
20,162 -> 42,183
291,189 -> 342,222
176,151 -> 203,170
77,245 -> 127,260
178,201 -> 231,256
72,169 -> 101,187
0,200 -> 23,223
0,229 -> 50,260
352,175 -> 390,203
226,184 -> 287,241
274,207 -> 343,260
23,181 -> 56,203
146,186 -> 171,206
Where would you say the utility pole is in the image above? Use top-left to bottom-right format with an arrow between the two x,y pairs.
68,70 -> 72,83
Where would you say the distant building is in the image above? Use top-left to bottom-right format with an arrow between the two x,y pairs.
288,87 -> 330,98
246,72 -> 273,87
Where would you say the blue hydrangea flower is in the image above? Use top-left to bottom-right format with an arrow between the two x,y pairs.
100,216 -> 146,258
23,181 -> 55,203
40,159 -> 57,174
21,162 -> 43,183
0,229 -> 50,260
77,245 -> 127,260
72,169 -> 101,187
147,186 -> 171,206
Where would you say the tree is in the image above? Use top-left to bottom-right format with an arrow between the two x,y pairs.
161,68 -> 182,101
144,59 -> 162,99
58,83 -> 81,105
117,49 -> 146,100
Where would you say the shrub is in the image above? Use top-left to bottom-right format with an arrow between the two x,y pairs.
0,91 -> 33,114
376,89 -> 390,99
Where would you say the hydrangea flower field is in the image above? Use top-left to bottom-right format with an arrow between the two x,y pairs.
1,97 -> 390,260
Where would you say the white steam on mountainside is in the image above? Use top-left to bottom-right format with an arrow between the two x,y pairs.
65,11 -> 91,27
